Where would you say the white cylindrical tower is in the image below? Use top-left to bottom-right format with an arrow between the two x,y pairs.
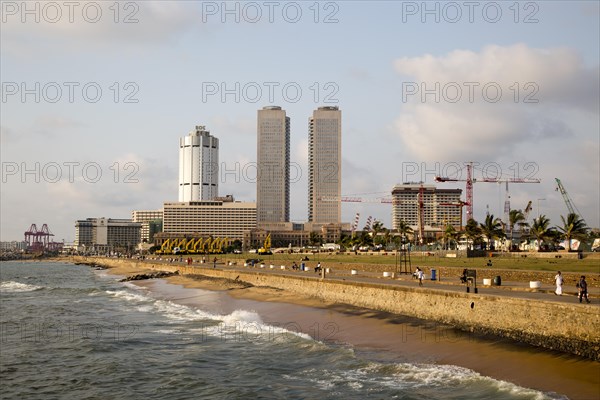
178,126 -> 219,202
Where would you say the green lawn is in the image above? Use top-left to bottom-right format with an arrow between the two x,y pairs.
220,252 -> 600,274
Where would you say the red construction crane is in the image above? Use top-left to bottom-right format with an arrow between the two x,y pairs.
435,162 -> 540,223
319,196 -> 392,204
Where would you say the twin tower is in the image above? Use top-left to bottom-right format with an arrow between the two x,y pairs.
179,106 -> 342,226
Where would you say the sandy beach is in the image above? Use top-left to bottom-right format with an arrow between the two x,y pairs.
101,261 -> 599,399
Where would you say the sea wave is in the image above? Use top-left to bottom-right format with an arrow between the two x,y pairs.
105,289 -> 152,304
0,281 -> 43,293
284,362 -> 566,399
105,288 -> 312,342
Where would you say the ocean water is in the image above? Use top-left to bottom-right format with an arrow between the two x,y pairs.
0,261 -> 567,400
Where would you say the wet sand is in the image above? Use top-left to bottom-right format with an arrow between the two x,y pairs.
103,263 -> 600,399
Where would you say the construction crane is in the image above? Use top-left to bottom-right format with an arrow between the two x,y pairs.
417,185 -> 425,243
555,178 -> 586,223
435,162 -> 540,224
319,195 -> 392,204
522,200 -> 533,228
320,192 -> 465,242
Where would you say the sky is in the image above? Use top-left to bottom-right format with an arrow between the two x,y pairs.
1,0 -> 599,242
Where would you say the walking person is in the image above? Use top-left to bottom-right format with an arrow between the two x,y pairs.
554,271 -> 563,296
578,275 -> 590,303
417,267 -> 424,287
213,257 -> 217,269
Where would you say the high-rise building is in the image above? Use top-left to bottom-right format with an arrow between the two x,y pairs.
256,106 -> 290,226
178,125 -> 219,202
308,106 -> 342,225
391,184 -> 463,229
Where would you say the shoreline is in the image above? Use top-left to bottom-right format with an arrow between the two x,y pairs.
89,258 -> 599,399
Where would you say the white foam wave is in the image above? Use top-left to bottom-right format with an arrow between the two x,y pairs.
0,281 -> 43,293
105,290 -> 152,303
287,363 -> 563,399
122,282 -> 149,290
107,286 -> 312,343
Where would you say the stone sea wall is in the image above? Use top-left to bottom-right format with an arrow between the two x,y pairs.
79,257 -> 600,360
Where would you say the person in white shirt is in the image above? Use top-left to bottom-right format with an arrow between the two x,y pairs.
554,271 -> 563,296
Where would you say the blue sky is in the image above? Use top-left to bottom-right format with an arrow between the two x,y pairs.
1,1 -> 599,241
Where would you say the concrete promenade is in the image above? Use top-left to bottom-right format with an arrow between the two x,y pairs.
147,257 -> 599,305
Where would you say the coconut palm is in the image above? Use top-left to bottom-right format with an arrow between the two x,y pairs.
479,214 -> 505,250
557,213 -> 589,251
442,224 -> 458,250
508,209 -> 529,250
530,215 -> 554,251
395,220 -> 414,244
371,220 -> 385,233
463,218 -> 481,250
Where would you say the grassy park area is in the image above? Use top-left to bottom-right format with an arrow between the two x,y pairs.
221,251 -> 600,274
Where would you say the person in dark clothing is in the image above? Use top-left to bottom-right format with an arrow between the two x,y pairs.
578,276 -> 590,303
460,269 -> 468,284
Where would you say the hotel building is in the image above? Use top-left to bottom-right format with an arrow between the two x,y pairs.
74,218 -> 141,250
308,106 -> 342,225
179,125 -> 219,202
162,199 -> 256,240
132,210 -> 164,243
256,106 -> 290,227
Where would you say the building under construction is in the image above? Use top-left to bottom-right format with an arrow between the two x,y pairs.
391,184 -> 463,240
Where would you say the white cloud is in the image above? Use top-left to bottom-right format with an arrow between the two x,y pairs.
1,2 -> 203,58
393,44 -> 599,161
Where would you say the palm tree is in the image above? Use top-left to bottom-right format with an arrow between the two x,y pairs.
395,220 -> 413,245
463,218 -> 481,250
371,220 -> 384,233
479,214 -> 505,250
530,215 -> 554,251
442,224 -> 458,250
371,220 -> 387,247
557,213 -> 589,251
508,209 -> 529,250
